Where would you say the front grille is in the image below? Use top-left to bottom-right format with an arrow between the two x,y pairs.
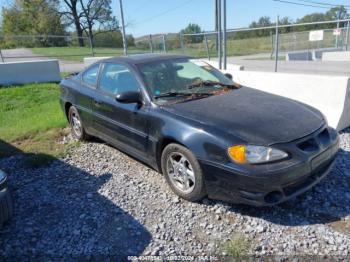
297,138 -> 319,152
296,127 -> 331,153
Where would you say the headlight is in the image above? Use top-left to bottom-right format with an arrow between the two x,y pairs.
228,145 -> 288,164
0,170 -> 7,183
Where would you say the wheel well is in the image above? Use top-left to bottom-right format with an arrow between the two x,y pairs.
64,102 -> 72,120
156,138 -> 185,173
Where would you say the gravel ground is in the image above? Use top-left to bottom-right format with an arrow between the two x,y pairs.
1,129 -> 350,259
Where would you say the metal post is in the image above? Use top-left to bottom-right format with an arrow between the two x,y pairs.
223,0 -> 227,70
0,48 -> 4,63
217,0 -> 222,69
149,34 -> 154,53
179,33 -> 185,53
215,0 -> 218,52
335,21 -> 340,49
346,20 -> 350,51
88,36 -> 95,57
274,15 -> 279,73
204,34 -> 210,60
270,31 -> 274,60
162,34 -> 167,53
118,0 -> 128,55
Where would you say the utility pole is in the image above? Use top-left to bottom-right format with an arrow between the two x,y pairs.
215,0 -> 218,52
217,0 -> 222,69
274,15 -> 279,72
346,20 -> 350,51
118,0 -> 128,55
0,49 -> 4,63
223,0 -> 227,70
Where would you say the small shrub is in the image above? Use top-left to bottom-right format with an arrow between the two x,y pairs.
221,233 -> 251,258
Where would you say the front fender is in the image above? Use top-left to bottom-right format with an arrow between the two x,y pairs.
148,107 -> 243,169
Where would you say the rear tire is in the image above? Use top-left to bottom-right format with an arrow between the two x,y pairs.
68,106 -> 90,141
161,143 -> 207,202
0,191 -> 13,229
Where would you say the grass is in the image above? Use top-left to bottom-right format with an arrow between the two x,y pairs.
0,83 -> 77,167
31,46 -> 145,62
220,234 -> 251,258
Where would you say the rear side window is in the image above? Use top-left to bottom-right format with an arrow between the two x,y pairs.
82,64 -> 99,86
98,63 -> 140,95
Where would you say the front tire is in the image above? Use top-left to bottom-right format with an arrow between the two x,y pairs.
68,106 -> 89,141
161,143 -> 207,202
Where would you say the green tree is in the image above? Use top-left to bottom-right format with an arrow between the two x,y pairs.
279,16 -> 293,34
296,12 -> 329,31
325,6 -> 349,28
57,0 -> 117,47
180,23 -> 203,44
325,6 -> 349,20
127,34 -> 135,47
234,16 -> 275,39
2,0 -> 66,47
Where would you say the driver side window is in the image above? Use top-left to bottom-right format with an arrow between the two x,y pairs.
98,63 -> 140,95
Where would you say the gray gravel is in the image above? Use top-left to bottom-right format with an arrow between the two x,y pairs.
1,129 -> 350,258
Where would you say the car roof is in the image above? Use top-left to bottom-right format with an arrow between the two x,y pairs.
103,53 -> 190,65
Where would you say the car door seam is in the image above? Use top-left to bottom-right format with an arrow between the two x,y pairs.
92,111 -> 148,139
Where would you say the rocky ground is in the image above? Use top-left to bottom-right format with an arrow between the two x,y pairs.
1,129 -> 350,259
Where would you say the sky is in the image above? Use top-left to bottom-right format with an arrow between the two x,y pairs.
113,0 -> 350,36
0,0 -> 349,37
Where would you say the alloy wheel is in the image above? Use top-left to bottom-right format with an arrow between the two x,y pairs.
166,152 -> 196,194
70,112 -> 82,137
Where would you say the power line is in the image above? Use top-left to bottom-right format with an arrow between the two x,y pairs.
273,0 -> 349,10
273,0 -> 330,9
132,0 -> 195,26
295,0 -> 350,8
131,0 -> 155,13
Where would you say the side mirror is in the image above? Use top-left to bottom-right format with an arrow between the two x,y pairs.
116,91 -> 142,104
224,73 -> 233,80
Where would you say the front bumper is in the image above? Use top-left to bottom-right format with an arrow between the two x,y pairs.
200,127 -> 339,206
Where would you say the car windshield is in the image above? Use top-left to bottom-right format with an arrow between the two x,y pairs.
137,58 -> 237,105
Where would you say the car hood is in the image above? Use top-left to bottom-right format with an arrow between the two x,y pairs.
163,87 -> 324,145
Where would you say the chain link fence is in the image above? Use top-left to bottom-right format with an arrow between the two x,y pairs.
1,19 -> 349,74
179,19 -> 350,74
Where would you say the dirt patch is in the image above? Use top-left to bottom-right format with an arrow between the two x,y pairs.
329,220 -> 350,235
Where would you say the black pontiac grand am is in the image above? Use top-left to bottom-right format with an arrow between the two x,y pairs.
60,54 -> 339,206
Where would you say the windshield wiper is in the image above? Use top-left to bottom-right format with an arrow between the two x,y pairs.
154,92 -> 193,99
187,80 -> 236,89
154,91 -> 213,100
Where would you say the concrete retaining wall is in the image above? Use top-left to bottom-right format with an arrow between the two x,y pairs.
322,51 -> 350,62
222,69 -> 350,131
286,51 -> 313,61
203,60 -> 244,72
286,48 -> 342,61
314,48 -> 342,60
84,56 -> 112,67
0,60 -> 61,86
